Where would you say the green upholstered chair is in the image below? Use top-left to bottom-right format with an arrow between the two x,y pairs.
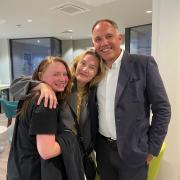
0,98 -> 18,127
148,142 -> 166,180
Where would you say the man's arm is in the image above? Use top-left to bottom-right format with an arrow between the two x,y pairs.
147,57 -> 171,156
10,76 -> 57,108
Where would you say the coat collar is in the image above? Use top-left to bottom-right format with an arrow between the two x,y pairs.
115,51 -> 134,106
67,83 -> 77,117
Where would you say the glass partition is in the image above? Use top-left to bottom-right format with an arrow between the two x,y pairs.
125,24 -> 152,55
10,37 -> 61,80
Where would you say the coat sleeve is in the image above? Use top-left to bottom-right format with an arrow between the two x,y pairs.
10,76 -> 40,100
56,131 -> 85,180
146,56 -> 171,156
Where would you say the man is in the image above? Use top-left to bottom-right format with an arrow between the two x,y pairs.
91,19 -> 171,180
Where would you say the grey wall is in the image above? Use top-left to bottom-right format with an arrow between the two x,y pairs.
73,39 -> 92,57
0,39 -> 11,84
62,38 -> 92,66
61,40 -> 73,66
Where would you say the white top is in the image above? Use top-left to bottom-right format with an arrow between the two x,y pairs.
97,50 -> 124,140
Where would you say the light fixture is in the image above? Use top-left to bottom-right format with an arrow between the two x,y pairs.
27,19 -> 33,23
67,30 -> 73,33
50,2 -> 89,16
0,19 -> 7,25
37,40 -> 40,43
61,29 -> 73,33
146,10 -> 152,14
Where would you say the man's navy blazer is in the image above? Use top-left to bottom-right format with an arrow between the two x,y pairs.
91,51 -> 171,167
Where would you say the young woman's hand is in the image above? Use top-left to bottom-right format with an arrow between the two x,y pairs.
36,83 -> 58,109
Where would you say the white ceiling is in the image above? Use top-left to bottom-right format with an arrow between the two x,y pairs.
0,0 -> 152,40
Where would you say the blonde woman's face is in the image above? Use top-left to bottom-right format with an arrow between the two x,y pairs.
76,54 -> 99,86
40,62 -> 69,92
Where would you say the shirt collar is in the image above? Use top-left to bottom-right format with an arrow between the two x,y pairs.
111,49 -> 124,68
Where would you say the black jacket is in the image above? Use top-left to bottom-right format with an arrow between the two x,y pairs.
56,130 -> 85,180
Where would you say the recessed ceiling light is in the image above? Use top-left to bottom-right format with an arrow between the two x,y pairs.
68,30 -> 73,33
61,30 -> 73,33
27,19 -> 33,23
37,40 -> 40,43
0,19 -> 7,25
146,10 -> 152,14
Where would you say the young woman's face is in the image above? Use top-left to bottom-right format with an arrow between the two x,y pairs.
40,62 -> 69,92
75,54 -> 99,86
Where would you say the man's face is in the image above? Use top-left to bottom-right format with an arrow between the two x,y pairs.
92,22 -> 122,66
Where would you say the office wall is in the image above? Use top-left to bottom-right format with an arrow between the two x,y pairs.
61,38 -> 125,65
61,38 -> 92,66
0,39 -> 11,84
73,39 -> 92,57
0,35 -> 125,85
61,40 -> 74,66
0,38 -> 91,84
152,0 -> 180,179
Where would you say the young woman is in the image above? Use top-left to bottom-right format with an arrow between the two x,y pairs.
7,56 -> 71,180
10,49 -> 107,180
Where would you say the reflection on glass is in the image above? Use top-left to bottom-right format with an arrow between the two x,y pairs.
130,24 -> 152,56
10,38 -> 61,79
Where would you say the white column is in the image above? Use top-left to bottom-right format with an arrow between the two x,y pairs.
0,39 -> 11,84
152,0 -> 180,179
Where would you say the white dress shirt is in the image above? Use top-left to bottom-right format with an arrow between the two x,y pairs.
97,50 -> 124,139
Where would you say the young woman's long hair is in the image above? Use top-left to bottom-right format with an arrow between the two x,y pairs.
18,56 -> 72,118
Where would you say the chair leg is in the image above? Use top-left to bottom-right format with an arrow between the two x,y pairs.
7,118 -> 12,127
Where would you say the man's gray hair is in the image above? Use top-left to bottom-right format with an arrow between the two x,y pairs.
92,19 -> 119,32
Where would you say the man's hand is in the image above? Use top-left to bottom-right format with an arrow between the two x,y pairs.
35,83 -> 57,109
146,153 -> 154,165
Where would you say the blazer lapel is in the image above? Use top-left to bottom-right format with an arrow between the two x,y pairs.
115,51 -> 134,106
68,87 -> 77,118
